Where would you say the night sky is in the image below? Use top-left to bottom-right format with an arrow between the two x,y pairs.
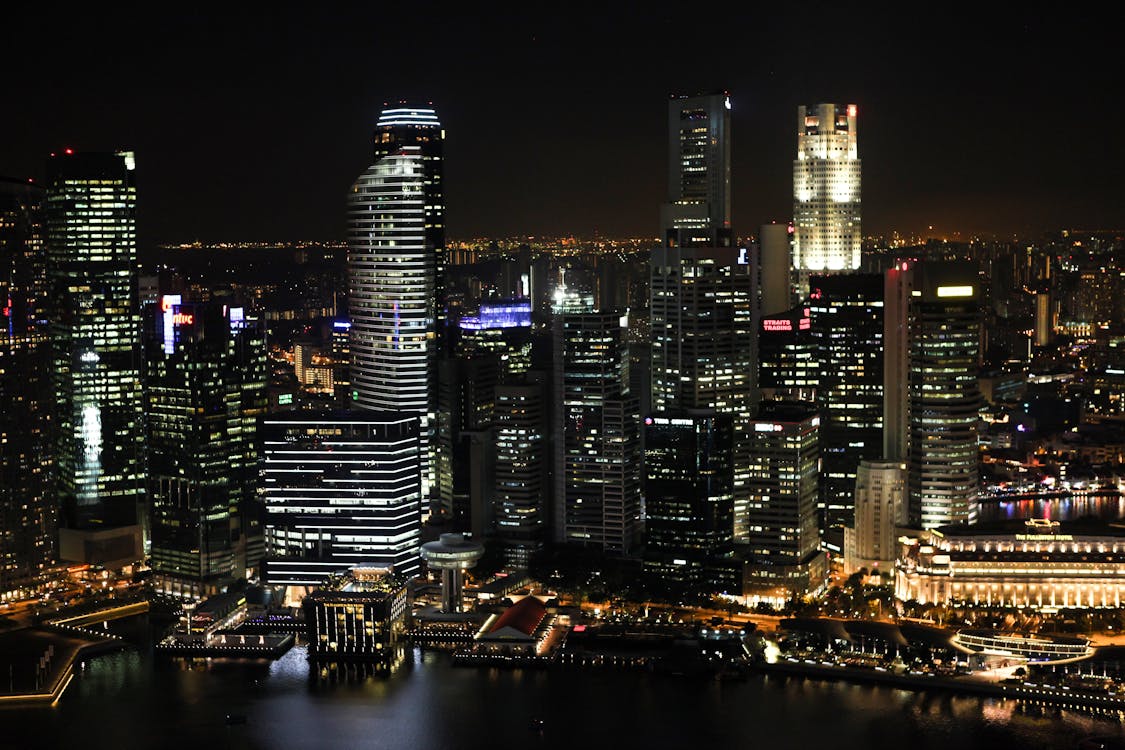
4,6 -> 1122,245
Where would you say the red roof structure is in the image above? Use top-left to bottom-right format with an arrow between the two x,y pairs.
486,596 -> 547,638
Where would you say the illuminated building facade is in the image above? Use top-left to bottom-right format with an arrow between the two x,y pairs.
553,309 -> 641,556
808,273 -> 884,545
348,105 -> 442,496
758,305 -> 816,402
744,401 -> 824,597
144,298 -> 267,598
896,519 -> 1125,610
493,374 -> 548,567
263,412 -> 422,584
46,151 -> 145,565
643,411 -> 734,593
843,460 -> 906,576
905,262 -> 982,528
793,103 -> 861,285
0,177 -> 55,599
651,93 -> 756,542
660,92 -> 731,249
303,567 -> 409,663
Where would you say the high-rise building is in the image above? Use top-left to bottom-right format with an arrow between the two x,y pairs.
651,93 -> 757,542
758,305 -> 817,402
808,273 -> 885,548
493,373 -> 549,568
46,151 -> 145,566
660,92 -> 731,249
906,262 -> 983,528
144,298 -> 267,597
0,177 -> 55,599
553,309 -> 641,556
744,401 -> 824,599
793,103 -> 861,288
759,222 -> 794,317
348,105 -> 442,497
642,410 -> 734,594
263,412 -> 422,585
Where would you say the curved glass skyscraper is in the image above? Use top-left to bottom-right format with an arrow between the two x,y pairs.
348,106 -> 443,500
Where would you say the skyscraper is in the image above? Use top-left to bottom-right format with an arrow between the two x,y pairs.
651,93 -> 757,542
553,308 -> 641,556
0,177 -> 55,599
144,298 -> 267,597
493,373 -> 549,567
808,273 -> 885,548
793,103 -> 861,287
348,105 -> 443,497
660,92 -> 731,249
46,151 -> 145,566
263,412 -> 422,585
844,460 -> 906,576
906,262 -> 983,528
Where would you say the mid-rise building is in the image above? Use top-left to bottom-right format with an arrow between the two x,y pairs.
46,150 -> 145,566
643,411 -> 734,594
792,103 -> 861,288
743,401 -> 824,600
144,297 -> 267,597
263,412 -> 421,585
0,177 -> 55,599
758,305 -> 816,402
843,460 -> 906,576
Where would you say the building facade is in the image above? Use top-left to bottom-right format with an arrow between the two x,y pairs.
792,103 -> 861,285
348,105 -> 442,497
0,177 -> 55,599
144,298 -> 267,597
263,412 -> 422,585
46,150 -> 145,566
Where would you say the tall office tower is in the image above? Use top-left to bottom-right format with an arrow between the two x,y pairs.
883,261 -> 915,462
906,262 -> 983,528
745,401 -> 823,598
456,299 -> 533,381
553,309 -> 641,556
348,105 -> 442,498
760,222 -> 794,316
758,305 -> 816,402
661,92 -> 731,249
0,177 -> 55,599
263,412 -> 421,585
144,298 -> 267,597
651,93 -> 757,541
792,103 -> 861,291
435,354 -> 497,527
46,151 -> 145,566
844,460 -> 906,576
493,373 -> 549,568
643,411 -> 734,594
808,273 -> 885,549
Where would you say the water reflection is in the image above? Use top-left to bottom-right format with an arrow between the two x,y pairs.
980,494 -> 1125,523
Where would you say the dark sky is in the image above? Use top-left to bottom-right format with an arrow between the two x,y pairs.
4,5 -> 1122,245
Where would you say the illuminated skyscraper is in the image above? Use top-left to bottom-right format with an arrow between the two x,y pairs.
660,92 -> 731,249
348,105 -> 443,497
651,92 -> 757,541
0,177 -> 55,598
144,298 -> 267,597
553,309 -> 641,556
808,273 -> 884,549
793,103 -> 861,286
46,151 -> 145,566
906,262 -> 982,528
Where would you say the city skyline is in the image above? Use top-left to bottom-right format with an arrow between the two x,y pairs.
4,7 -> 1124,244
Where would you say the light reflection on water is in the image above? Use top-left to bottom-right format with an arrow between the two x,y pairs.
980,494 -> 1125,523
8,640 -> 1123,750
